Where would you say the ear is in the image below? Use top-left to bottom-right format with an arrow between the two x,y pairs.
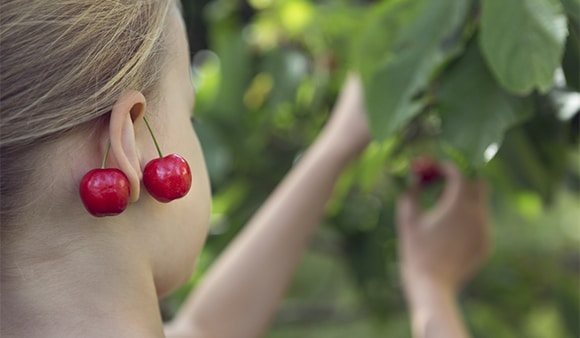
109,90 -> 147,203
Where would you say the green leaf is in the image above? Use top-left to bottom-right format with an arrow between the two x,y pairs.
437,42 -> 533,166
561,0 -> 580,21
356,0 -> 472,140
563,19 -> 580,90
479,0 -> 568,95
352,0 -> 424,88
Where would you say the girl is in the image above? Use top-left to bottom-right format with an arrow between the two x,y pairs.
0,1 -> 489,337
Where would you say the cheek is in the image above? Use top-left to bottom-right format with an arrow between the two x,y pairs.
173,122 -> 212,252
181,122 -> 211,221
154,123 -> 211,296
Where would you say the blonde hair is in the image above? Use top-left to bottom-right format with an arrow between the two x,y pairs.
0,0 -> 173,221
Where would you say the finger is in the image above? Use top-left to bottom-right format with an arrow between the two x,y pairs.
435,162 -> 465,210
396,185 -> 421,235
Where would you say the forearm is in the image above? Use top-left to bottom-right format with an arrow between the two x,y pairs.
170,131 -> 357,338
404,277 -> 469,338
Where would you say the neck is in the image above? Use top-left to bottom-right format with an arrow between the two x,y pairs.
1,221 -> 165,338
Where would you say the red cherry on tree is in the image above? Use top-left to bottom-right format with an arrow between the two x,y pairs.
79,145 -> 130,217
411,156 -> 444,186
142,116 -> 192,203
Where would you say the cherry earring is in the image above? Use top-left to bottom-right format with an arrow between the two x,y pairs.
142,116 -> 192,202
79,143 -> 131,217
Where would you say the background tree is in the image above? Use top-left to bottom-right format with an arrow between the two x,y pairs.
162,0 -> 580,337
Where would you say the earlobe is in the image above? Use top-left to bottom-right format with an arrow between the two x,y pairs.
108,90 -> 147,203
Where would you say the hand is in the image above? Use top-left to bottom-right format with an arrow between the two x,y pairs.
397,163 -> 490,294
318,72 -> 371,160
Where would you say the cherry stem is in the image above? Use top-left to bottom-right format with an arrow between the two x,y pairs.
143,116 -> 163,158
101,142 -> 111,169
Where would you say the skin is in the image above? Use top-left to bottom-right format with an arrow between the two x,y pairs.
398,165 -> 490,338
0,3 -> 490,338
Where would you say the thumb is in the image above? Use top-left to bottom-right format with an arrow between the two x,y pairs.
396,185 -> 421,236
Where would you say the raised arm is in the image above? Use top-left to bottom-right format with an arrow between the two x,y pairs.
397,163 -> 490,338
165,74 -> 370,338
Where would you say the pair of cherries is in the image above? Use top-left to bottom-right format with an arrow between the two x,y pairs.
79,116 -> 192,217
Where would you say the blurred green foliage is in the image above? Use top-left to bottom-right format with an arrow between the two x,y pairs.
162,0 -> 580,337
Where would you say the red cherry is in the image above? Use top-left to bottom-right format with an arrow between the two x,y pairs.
143,154 -> 192,203
79,168 -> 130,217
411,157 -> 444,185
